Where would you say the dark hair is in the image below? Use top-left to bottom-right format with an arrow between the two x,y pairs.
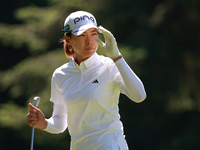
61,32 -> 74,58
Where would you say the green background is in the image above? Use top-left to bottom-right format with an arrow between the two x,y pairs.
0,0 -> 200,149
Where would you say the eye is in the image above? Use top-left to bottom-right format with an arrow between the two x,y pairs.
92,32 -> 98,36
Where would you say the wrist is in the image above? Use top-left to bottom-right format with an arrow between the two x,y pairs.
109,50 -> 121,59
113,55 -> 123,62
41,119 -> 48,130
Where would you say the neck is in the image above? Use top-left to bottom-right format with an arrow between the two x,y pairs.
73,54 -> 89,65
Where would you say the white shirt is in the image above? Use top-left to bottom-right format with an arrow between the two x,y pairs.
44,53 -> 146,150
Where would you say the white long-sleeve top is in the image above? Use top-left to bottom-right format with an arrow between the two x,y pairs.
44,53 -> 146,150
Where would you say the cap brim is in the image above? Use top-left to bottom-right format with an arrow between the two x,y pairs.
72,24 -> 99,36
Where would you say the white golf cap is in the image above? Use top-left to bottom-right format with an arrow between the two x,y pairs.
62,11 -> 98,36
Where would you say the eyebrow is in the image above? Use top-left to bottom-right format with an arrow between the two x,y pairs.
91,29 -> 97,32
88,29 -> 97,34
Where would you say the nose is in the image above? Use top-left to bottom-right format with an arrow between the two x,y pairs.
86,36 -> 93,45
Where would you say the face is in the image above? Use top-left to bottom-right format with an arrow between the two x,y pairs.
66,28 -> 99,64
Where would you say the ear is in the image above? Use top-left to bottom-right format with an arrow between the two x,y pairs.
65,36 -> 72,46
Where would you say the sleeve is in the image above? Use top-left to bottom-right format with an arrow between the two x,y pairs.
112,58 -> 146,103
43,70 -> 68,134
50,71 -> 63,105
43,103 -> 68,134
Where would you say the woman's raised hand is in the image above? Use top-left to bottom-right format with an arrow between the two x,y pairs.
96,26 -> 121,59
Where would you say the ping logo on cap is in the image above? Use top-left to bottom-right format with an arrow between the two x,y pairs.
74,15 -> 95,24
63,11 -> 97,35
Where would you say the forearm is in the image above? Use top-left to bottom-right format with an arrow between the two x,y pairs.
43,104 -> 68,134
114,57 -> 146,102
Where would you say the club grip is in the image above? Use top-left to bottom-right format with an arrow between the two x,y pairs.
34,101 -> 37,107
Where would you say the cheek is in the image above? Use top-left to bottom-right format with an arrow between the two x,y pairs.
94,35 -> 99,46
94,38 -> 99,47
71,39 -> 82,48
95,41 -> 98,48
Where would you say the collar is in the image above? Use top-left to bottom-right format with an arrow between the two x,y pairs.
71,53 -> 99,69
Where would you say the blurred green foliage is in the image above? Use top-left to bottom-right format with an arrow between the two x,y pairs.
0,0 -> 200,149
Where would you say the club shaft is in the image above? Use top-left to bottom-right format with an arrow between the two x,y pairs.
30,100 -> 37,150
30,125 -> 35,150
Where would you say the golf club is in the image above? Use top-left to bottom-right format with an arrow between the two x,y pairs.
30,96 -> 41,150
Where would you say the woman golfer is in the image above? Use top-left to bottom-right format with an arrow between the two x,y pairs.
27,11 -> 146,150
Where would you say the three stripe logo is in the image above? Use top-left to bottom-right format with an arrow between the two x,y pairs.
92,79 -> 98,83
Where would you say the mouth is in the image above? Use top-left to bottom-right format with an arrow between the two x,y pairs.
85,47 -> 94,50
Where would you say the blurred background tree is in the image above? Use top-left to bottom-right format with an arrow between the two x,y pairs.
0,0 -> 200,149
